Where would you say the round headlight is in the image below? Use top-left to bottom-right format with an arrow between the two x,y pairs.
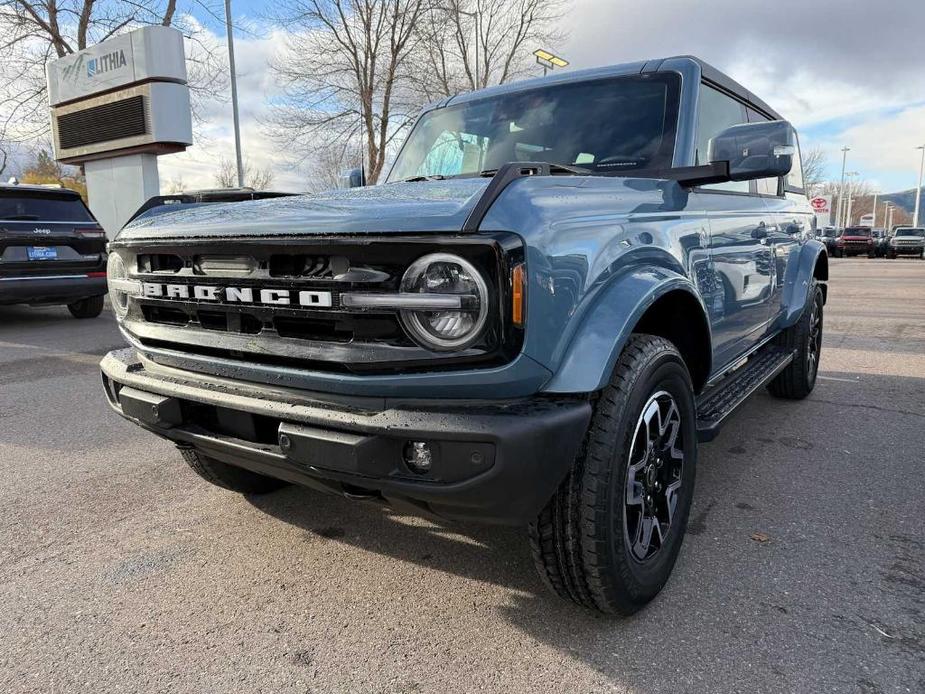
400,253 -> 489,351
107,251 -> 130,317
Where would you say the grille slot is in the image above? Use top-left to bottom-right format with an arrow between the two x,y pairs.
138,253 -> 184,273
269,254 -> 337,277
198,310 -> 229,332
142,305 -> 188,326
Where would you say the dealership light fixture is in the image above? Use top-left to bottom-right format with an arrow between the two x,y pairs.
534,49 -> 569,76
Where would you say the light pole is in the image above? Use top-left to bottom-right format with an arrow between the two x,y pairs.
455,8 -> 481,88
836,146 -> 850,229
871,191 -> 878,228
225,0 -> 244,188
842,172 -> 859,227
914,145 -> 925,227
885,202 -> 894,232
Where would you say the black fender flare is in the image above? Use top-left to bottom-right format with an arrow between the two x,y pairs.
542,266 -> 712,394
780,240 -> 827,328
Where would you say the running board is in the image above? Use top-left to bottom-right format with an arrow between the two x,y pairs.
695,346 -> 795,442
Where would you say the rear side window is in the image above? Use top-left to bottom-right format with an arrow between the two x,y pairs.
695,85 -> 749,192
0,193 -> 94,222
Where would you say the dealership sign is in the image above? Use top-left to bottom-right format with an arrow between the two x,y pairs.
810,195 -> 832,226
46,27 -> 186,106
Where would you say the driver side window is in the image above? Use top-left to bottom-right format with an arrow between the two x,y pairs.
695,85 -> 749,193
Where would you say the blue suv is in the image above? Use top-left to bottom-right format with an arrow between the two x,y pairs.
101,56 -> 827,614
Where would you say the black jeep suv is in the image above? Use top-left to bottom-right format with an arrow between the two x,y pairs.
0,183 -> 107,317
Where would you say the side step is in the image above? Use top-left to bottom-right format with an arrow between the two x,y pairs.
695,346 -> 795,442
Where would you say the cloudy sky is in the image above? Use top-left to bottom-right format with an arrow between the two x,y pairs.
159,0 -> 925,194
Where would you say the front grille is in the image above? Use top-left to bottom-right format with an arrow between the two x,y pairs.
116,234 -> 524,376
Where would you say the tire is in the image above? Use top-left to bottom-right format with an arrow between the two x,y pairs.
67,295 -> 104,318
888,251 -> 896,259
529,335 -> 697,615
767,281 -> 823,400
867,251 -> 876,259
180,448 -> 288,494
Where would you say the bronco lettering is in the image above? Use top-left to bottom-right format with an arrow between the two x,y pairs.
140,282 -> 334,308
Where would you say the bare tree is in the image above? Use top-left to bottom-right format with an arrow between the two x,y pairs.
162,176 -> 187,194
801,146 -> 826,196
301,142 -> 357,192
0,1 -> 227,154
214,155 -> 275,189
410,0 -> 566,100
265,0 -> 428,184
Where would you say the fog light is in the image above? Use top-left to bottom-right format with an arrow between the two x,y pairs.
404,441 -> 433,474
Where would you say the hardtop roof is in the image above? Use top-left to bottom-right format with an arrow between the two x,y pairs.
440,55 -> 783,121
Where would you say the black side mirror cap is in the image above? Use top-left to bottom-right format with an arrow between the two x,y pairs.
708,120 -> 796,182
339,168 -> 366,189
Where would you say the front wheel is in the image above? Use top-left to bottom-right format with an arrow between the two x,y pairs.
529,335 -> 697,615
67,295 -> 104,318
768,282 -> 823,399
180,449 -> 288,494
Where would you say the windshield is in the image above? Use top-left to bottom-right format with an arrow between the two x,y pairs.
821,228 -> 838,237
896,228 -> 925,237
843,227 -> 871,237
388,73 -> 681,182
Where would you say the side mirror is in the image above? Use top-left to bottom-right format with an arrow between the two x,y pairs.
708,120 -> 795,182
339,168 -> 366,189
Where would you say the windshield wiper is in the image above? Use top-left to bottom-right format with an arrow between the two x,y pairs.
394,174 -> 450,183
0,214 -> 40,220
479,162 -> 595,178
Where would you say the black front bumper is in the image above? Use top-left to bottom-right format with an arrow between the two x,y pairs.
0,275 -> 107,305
100,349 -> 591,525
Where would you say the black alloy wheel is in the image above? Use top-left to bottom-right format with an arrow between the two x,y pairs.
624,391 -> 685,562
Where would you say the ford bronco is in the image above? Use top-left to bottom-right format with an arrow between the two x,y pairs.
833,226 -> 875,258
887,227 -> 925,258
1,183 -> 107,317
100,56 -> 827,614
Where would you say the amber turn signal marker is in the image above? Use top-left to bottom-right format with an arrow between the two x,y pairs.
512,264 -> 525,326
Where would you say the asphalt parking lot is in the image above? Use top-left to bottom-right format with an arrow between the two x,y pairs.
1,258 -> 923,693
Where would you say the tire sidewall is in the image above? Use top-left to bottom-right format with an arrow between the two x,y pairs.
800,283 -> 824,392
606,353 -> 698,599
